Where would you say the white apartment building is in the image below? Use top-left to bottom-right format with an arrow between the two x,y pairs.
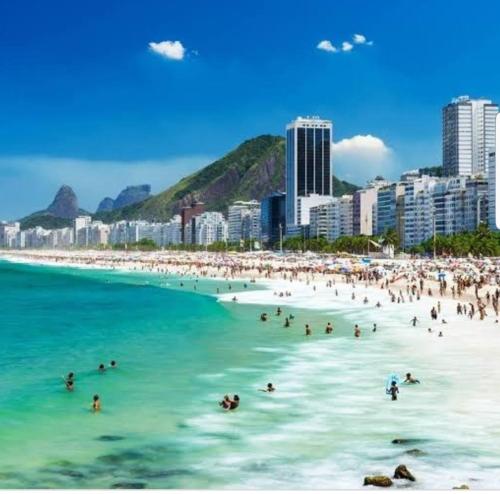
309,195 -> 353,241
488,152 -> 498,231
0,221 -> 20,248
161,215 -> 182,245
443,96 -> 498,176
228,200 -> 261,243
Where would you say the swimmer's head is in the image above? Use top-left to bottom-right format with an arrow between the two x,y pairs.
93,394 -> 99,401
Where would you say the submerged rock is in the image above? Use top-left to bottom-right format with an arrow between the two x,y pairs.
97,435 -> 125,442
393,464 -> 415,481
405,448 -> 427,457
111,482 -> 147,489
364,476 -> 393,487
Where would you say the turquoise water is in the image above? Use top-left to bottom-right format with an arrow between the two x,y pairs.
1,260 -> 500,489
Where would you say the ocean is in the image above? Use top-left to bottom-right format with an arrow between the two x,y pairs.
1,259 -> 500,489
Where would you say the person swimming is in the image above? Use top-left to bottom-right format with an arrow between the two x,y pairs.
110,360 -> 117,369
404,372 -> 420,384
98,363 -> 106,372
289,314 -> 295,320
260,383 -> 275,392
389,381 -> 399,401
260,313 -> 268,322
219,395 -> 231,409
92,394 -> 101,412
229,395 -> 240,410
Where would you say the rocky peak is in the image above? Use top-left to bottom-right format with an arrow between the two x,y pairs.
46,185 -> 79,219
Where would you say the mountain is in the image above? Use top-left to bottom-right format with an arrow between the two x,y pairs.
47,185 -> 79,219
96,135 -> 360,222
19,185 -> 87,230
96,197 -> 115,213
96,185 -> 152,213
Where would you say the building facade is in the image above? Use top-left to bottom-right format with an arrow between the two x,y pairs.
443,96 -> 498,176
285,116 -> 332,231
260,192 -> 286,247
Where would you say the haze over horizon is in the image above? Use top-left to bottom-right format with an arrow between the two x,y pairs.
1,0 -> 500,219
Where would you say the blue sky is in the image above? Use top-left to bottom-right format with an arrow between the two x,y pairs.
1,0 -> 500,219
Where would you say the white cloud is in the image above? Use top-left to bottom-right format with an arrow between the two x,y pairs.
317,40 -> 337,53
332,135 -> 396,184
353,33 -> 366,44
342,41 -> 353,52
148,40 -> 186,60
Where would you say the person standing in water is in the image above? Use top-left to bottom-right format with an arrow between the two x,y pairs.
284,317 -> 290,328
389,381 -> 399,401
305,324 -> 312,336
354,325 -> 361,338
325,322 -> 333,334
372,323 -> 377,332
92,394 -> 101,412
410,316 -> 418,327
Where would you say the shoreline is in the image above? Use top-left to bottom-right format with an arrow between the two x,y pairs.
2,250 -> 500,489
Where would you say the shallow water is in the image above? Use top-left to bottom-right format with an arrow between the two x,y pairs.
1,260 -> 500,489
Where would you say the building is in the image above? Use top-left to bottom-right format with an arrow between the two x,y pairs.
162,215 -> 182,245
227,200 -> 261,243
181,201 -> 205,243
74,215 -> 92,246
191,212 -> 228,246
403,176 -> 437,248
0,221 -> 20,248
285,116 -> 332,231
443,96 -> 498,176
261,192 -> 286,248
488,152 -> 498,231
353,187 -> 378,236
310,195 -> 353,241
376,183 -> 405,242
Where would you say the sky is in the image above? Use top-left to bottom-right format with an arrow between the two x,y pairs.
1,0 -> 500,219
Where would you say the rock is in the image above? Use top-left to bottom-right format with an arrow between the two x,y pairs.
364,476 -> 393,487
405,448 -> 427,457
47,185 -> 80,219
96,197 -> 115,213
393,464 -> 416,481
96,435 -> 125,442
111,482 -> 147,489
453,485 -> 469,490
113,185 -> 151,210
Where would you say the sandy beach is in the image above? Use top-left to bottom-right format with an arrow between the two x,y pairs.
2,249 -> 500,488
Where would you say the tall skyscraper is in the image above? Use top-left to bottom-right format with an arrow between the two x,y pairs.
443,96 -> 498,176
285,116 -> 332,231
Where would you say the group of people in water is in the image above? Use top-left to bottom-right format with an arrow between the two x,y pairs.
62,360 -> 118,412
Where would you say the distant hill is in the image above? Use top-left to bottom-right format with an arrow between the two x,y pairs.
19,185 -> 88,230
96,135 -> 360,222
96,185 -> 152,213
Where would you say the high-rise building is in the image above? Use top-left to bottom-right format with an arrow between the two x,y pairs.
260,192 -> 286,247
443,96 -> 498,176
376,183 -> 405,241
0,221 -> 20,248
353,187 -> 378,236
285,116 -> 332,231
181,201 -> 205,243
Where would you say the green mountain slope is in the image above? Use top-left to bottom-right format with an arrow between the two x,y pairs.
96,135 -> 360,222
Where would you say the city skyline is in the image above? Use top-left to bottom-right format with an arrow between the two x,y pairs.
2,0 -> 500,218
